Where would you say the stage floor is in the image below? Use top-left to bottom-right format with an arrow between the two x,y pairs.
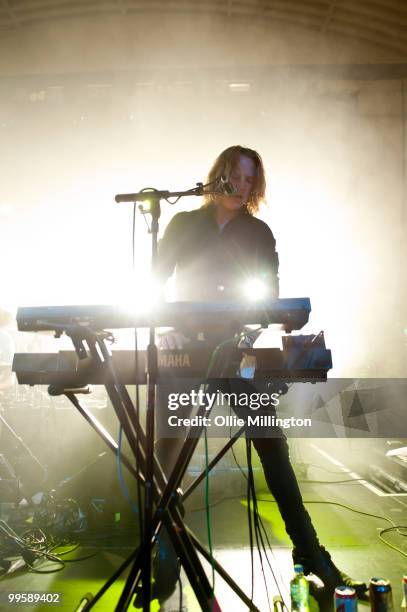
0,439 -> 405,611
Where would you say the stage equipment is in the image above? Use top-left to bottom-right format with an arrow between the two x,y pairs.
16,297 -> 311,334
12,308 -> 331,611
13,180 -> 332,611
13,335 -> 331,387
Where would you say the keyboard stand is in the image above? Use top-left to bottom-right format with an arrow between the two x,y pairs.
54,324 -> 261,612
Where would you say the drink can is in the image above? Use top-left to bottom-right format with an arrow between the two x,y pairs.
334,586 -> 357,611
402,575 -> 407,611
369,577 -> 394,612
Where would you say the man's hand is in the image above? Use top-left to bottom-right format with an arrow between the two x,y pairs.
158,331 -> 190,350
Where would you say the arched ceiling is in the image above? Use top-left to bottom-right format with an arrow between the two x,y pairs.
0,0 -> 407,55
0,1 -> 407,58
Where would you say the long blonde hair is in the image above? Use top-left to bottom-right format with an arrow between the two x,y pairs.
202,145 -> 266,215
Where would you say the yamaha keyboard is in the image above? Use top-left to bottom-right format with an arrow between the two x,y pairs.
16,298 -> 311,333
12,340 -> 332,386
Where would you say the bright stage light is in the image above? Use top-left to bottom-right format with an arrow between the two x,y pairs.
242,278 -> 269,301
116,276 -> 162,314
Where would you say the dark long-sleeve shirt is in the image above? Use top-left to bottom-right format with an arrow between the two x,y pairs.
157,203 -> 279,302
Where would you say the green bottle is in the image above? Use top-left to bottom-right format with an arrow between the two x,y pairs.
290,564 -> 310,612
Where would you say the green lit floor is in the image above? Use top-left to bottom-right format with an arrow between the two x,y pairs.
0,439 -> 406,611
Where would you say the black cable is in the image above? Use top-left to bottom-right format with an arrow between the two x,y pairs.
181,328 -> 278,606
2,534 -> 99,574
187,494 -> 246,513
245,437 -> 255,602
189,490 -> 407,573
259,498 -> 397,526
256,497 -> 407,558
298,478 -> 368,484
247,464 -> 286,607
136,179 -> 218,208
0,495 -> 104,575
303,462 -> 354,475
229,407 -> 248,483
380,525 -> 407,535
178,576 -> 183,612
193,333 -> 288,608
203,425 -> 216,597
26,561 -> 65,574
378,525 -> 407,556
133,325 -> 143,536
37,535 -> 98,565
165,195 -> 182,205
164,178 -> 220,205
198,332 -> 250,602
246,438 -> 272,612
1,533 -> 64,573
191,493 -> 400,529
58,554 -> 97,564
49,542 -> 80,555
197,328 -> 264,602
255,498 -> 287,601
226,381 -> 288,607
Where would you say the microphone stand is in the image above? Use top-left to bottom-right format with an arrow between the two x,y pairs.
115,183 -> 220,611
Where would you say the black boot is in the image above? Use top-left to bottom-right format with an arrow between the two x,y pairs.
292,546 -> 368,600
250,437 -> 368,604
134,530 -> 181,607
134,499 -> 184,607
151,528 -> 181,603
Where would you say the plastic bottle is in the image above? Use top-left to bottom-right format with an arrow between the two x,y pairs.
290,564 -> 310,612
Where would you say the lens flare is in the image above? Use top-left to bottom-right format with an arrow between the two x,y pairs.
242,278 -> 268,301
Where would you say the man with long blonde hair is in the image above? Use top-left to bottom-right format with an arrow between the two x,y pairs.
154,145 -> 366,606
201,145 -> 266,214
158,145 -> 278,308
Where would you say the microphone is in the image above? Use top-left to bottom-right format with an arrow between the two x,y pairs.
220,175 -> 235,195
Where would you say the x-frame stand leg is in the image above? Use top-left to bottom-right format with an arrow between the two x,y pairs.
72,332 -> 221,611
67,388 -> 260,611
61,331 -> 261,611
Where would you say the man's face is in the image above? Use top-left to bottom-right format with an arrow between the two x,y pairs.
219,154 -> 256,212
